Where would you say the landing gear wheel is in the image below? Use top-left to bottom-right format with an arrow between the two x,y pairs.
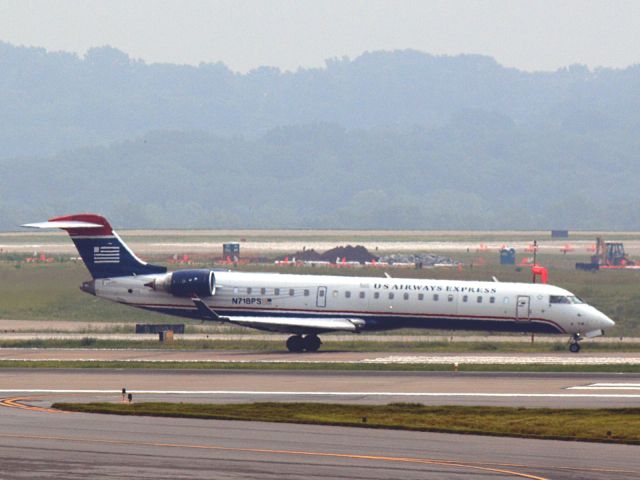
286,335 -> 304,353
303,334 -> 322,352
569,333 -> 582,353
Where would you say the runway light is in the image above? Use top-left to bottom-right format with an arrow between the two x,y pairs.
454,362 -> 459,372
128,393 -> 133,404
122,387 -> 126,403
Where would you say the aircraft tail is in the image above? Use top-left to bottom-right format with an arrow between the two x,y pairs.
22,214 -> 166,279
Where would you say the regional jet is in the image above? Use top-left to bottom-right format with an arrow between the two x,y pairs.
23,214 -> 615,353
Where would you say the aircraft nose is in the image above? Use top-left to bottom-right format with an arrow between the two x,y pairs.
597,310 -> 615,329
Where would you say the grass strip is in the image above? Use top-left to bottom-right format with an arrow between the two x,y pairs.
2,360 -> 640,372
52,402 -> 640,445
2,338 -> 640,353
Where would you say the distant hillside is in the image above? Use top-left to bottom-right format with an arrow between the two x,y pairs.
1,42 -> 640,157
2,124 -> 638,230
2,42 -> 639,230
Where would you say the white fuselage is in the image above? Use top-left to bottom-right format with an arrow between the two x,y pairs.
89,271 -> 614,336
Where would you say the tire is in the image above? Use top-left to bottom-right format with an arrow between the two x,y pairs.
286,335 -> 304,352
303,335 -> 322,352
569,342 -> 581,353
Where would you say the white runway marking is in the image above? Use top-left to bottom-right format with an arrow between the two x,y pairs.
364,355 -> 640,365
2,389 -> 640,398
568,383 -> 640,390
4,355 -> 640,365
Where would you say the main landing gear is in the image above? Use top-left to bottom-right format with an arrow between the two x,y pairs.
286,334 -> 322,353
569,334 -> 581,353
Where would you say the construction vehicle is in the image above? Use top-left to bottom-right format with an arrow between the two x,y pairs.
576,237 -> 637,270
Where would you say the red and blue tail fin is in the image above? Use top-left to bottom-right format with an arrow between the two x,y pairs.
22,214 -> 166,279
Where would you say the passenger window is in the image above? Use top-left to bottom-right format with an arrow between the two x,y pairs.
274,288 -> 280,296
403,293 -> 409,300
477,296 -> 482,303
374,292 -> 380,299
333,290 -> 339,297
503,297 -> 510,304
247,287 -> 252,295
304,289 -> 309,296
359,291 -> 365,299
389,292 -> 394,300
448,294 -> 454,302
462,295 -> 468,302
261,288 -> 266,295
490,297 -> 495,304
289,288 -> 294,296
233,287 -> 239,294
345,291 -> 351,298
433,294 -> 439,301
418,293 -> 424,301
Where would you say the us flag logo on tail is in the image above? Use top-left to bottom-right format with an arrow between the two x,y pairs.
93,245 -> 120,264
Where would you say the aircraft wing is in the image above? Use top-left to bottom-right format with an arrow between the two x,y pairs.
191,297 -> 364,334
225,315 -> 365,334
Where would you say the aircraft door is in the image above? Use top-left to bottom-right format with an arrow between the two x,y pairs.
516,295 -> 531,321
316,286 -> 327,308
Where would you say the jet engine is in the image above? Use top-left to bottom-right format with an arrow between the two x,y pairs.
146,269 -> 216,297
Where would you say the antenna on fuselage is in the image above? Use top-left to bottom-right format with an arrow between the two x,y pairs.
384,272 -> 392,279
492,276 -> 499,282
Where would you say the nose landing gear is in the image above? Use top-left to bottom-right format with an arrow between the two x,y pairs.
569,334 -> 581,353
286,334 -> 322,352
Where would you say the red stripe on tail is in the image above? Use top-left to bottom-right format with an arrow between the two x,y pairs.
48,214 -> 113,236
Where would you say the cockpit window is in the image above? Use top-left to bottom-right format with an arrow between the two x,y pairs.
550,295 -> 584,304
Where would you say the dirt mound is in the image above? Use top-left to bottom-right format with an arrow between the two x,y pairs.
277,245 -> 377,264
320,245 -> 377,263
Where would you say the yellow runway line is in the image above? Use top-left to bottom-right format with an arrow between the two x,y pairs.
0,432 -> 548,479
0,396 -> 70,414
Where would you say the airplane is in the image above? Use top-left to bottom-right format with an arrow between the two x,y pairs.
23,214 -> 615,353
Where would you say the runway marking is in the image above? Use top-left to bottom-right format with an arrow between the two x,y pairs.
2,389 -> 640,398
0,396 -> 69,414
0,432 -> 549,479
568,383 -> 640,390
4,355 -> 640,365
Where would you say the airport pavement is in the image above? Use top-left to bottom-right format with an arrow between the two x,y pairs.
2,369 -> 640,408
2,369 -> 640,478
1,391 -> 640,479
1,348 -> 640,365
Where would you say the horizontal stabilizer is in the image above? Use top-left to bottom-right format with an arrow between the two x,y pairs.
22,221 -> 104,229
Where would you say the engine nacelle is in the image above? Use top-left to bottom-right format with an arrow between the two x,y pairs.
147,269 -> 216,298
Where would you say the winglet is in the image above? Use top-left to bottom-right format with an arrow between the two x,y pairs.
192,296 -> 225,321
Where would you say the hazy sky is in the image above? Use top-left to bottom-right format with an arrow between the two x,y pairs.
1,0 -> 638,72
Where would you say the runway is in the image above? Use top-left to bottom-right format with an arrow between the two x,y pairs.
2,369 -> 640,478
2,369 -> 640,408
1,393 -> 640,479
2,348 -> 640,365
